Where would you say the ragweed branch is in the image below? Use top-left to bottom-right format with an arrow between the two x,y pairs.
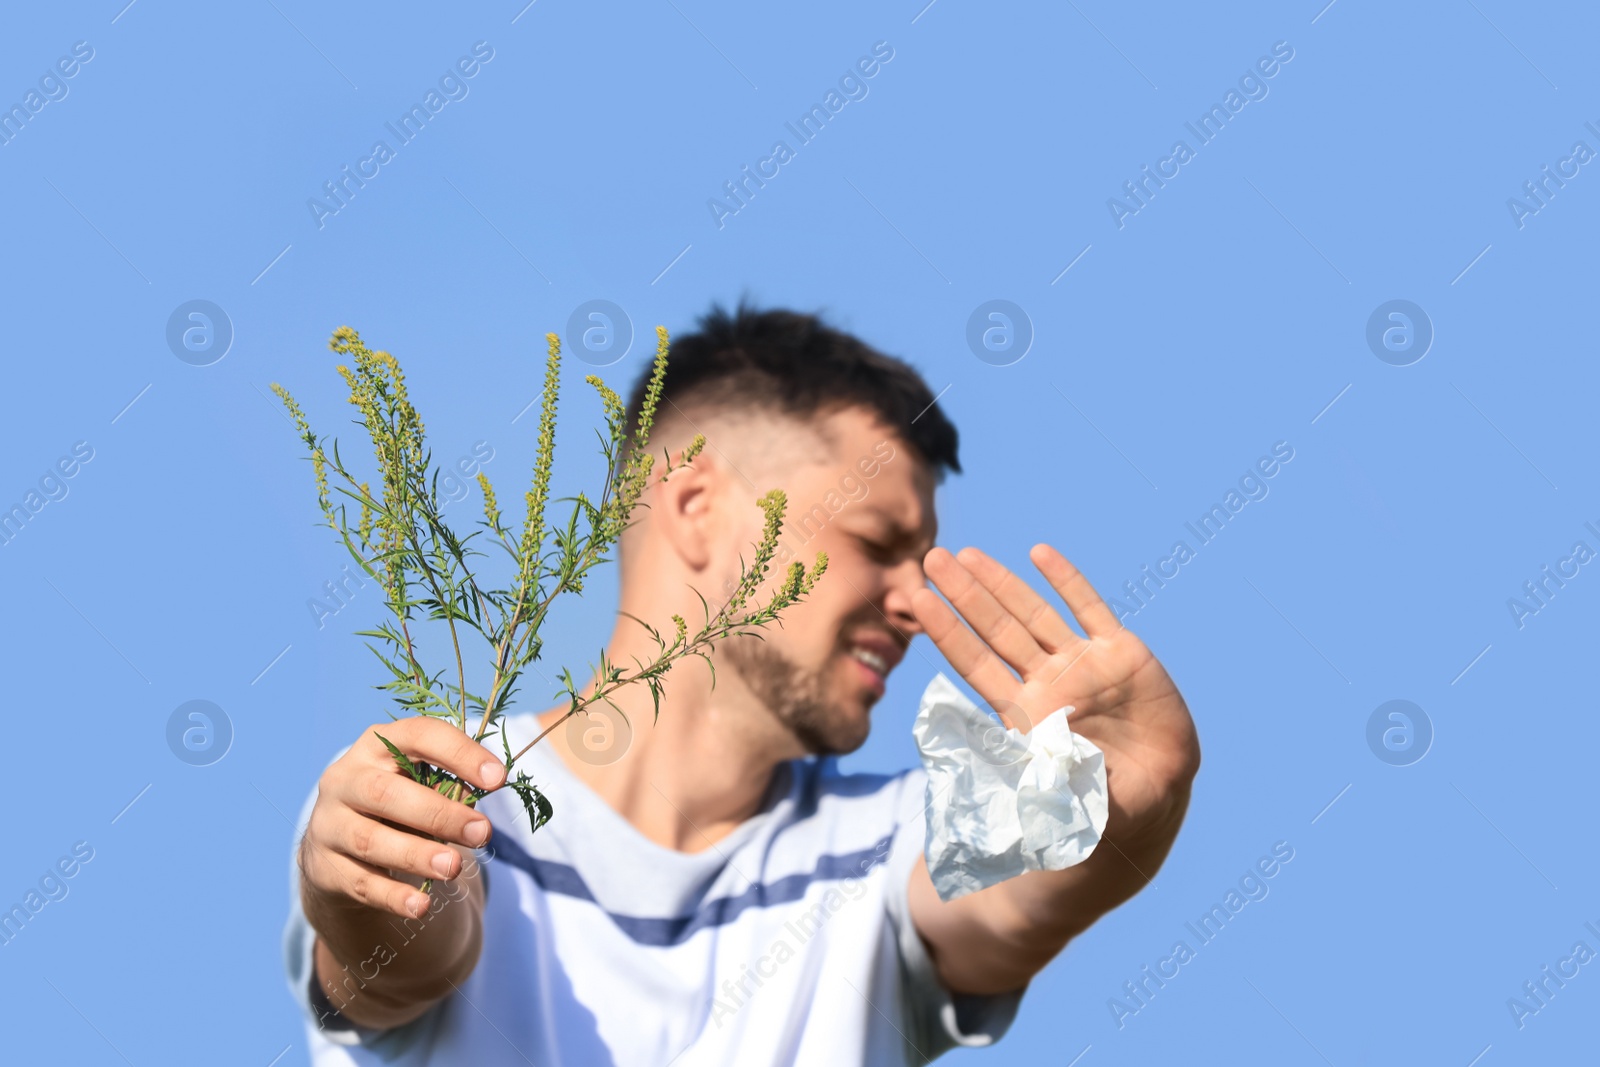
271,325 -> 827,865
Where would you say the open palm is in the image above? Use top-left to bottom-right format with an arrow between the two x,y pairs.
910,544 -> 1200,841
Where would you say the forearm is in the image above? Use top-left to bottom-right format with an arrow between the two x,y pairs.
914,796 -> 1189,996
304,842 -> 486,1029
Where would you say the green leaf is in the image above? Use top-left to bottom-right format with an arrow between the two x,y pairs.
510,771 -> 554,833
374,732 -> 424,783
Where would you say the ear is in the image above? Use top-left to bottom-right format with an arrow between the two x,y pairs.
648,451 -> 721,573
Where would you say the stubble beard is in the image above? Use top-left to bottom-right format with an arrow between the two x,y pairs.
721,634 -> 868,756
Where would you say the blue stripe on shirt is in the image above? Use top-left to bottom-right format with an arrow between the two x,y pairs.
485,829 -> 899,947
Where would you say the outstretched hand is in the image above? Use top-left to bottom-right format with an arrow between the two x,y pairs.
910,544 -> 1200,847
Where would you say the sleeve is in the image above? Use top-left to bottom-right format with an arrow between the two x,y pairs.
881,769 -> 1028,1062
279,748 -> 444,1059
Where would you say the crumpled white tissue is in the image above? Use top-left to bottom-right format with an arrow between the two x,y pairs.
912,672 -> 1109,901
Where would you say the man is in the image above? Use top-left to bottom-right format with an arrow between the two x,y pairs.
282,302 -> 1200,1064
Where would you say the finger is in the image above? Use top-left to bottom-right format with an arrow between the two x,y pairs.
1029,543 -> 1122,639
955,546 -> 1084,653
335,766 -> 494,850
923,548 -> 1049,675
322,807 -> 467,884
909,586 -> 1023,720
301,839 -> 433,919
360,717 -> 507,791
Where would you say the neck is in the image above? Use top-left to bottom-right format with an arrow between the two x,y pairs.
532,614 -> 806,854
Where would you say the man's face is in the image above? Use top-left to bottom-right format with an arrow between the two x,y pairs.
717,405 -> 937,756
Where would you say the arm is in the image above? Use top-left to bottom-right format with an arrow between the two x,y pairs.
296,718 -> 506,1029
906,544 -> 1201,995
907,791 -> 1188,994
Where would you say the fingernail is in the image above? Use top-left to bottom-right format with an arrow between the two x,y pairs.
464,820 -> 490,847
431,852 -> 455,879
405,893 -> 428,917
479,761 -> 505,788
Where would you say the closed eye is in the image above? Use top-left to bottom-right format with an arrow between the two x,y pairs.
858,535 -> 896,562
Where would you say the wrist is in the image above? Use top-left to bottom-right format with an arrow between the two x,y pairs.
1111,781 -> 1191,853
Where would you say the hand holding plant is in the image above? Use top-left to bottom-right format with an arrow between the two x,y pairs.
272,325 -> 825,890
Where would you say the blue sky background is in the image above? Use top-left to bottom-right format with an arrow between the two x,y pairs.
2,1 -> 1596,1064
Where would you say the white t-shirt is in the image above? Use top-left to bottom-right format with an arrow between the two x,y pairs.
281,714 -> 1026,1065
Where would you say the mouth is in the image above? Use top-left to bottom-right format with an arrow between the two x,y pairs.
844,633 -> 905,698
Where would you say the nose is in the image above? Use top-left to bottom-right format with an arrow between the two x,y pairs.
882,557 -> 927,640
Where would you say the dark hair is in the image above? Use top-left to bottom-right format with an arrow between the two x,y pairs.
620,299 -> 961,479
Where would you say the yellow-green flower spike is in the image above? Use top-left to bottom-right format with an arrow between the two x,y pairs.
585,374 -> 626,445
804,551 -> 828,594
478,472 -> 499,529
631,326 -> 671,456
519,333 -> 563,588
357,481 -> 374,546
